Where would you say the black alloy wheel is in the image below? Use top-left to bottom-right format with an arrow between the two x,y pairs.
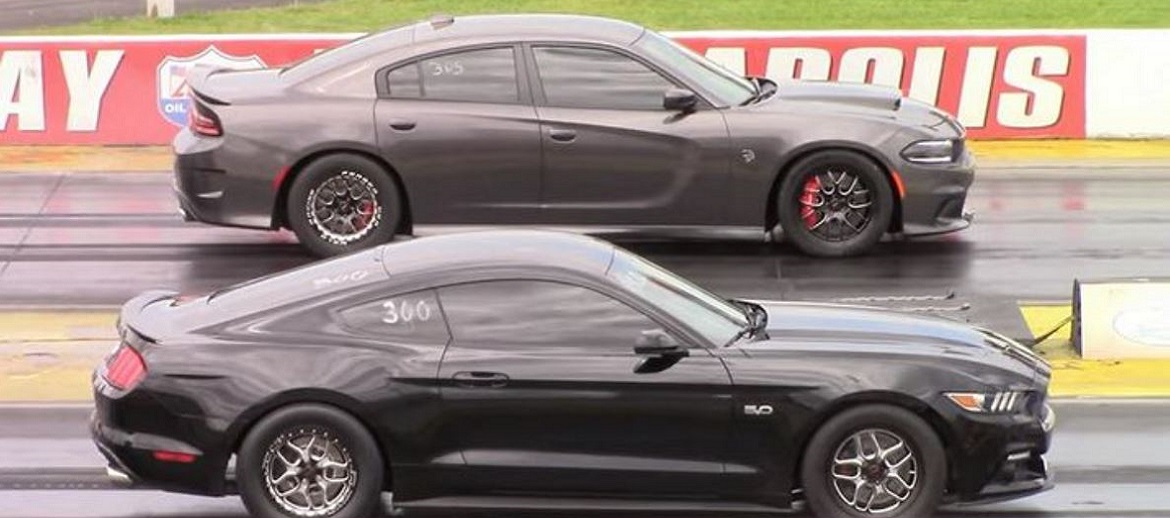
777,149 -> 894,257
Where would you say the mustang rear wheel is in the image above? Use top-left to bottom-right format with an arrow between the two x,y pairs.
238,404 -> 384,518
287,154 -> 402,257
777,150 -> 893,257
801,405 -> 945,518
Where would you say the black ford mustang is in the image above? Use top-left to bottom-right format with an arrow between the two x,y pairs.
92,231 -> 1051,518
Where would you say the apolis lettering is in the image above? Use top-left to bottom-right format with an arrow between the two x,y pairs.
688,35 -> 1084,137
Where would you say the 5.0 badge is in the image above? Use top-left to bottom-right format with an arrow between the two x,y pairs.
744,404 -> 774,416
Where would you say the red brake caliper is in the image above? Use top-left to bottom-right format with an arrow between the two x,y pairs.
799,176 -> 821,229
355,200 -> 376,229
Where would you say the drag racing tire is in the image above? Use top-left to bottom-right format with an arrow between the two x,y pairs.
237,404 -> 384,518
287,153 -> 402,257
777,149 -> 894,257
800,404 -> 946,518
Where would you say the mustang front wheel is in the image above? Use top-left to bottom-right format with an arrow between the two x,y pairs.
777,150 -> 894,257
800,405 -> 945,518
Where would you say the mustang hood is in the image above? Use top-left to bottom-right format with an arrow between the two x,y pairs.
772,80 -> 902,112
749,300 -> 1050,380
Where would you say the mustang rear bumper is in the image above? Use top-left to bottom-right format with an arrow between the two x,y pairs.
91,409 -> 220,494
91,373 -> 229,496
92,426 -> 138,488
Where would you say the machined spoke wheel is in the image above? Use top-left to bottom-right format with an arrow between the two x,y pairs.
306,171 -> 382,246
798,169 -> 874,242
262,427 -> 357,518
830,429 -> 918,514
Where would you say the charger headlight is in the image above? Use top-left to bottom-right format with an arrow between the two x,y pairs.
902,139 -> 957,164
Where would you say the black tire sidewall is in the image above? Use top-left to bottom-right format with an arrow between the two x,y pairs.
800,405 -> 946,518
237,404 -> 384,518
287,154 -> 402,257
777,150 -> 894,257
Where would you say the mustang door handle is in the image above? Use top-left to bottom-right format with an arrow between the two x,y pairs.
547,128 -> 576,143
388,120 -> 416,131
452,371 -> 510,388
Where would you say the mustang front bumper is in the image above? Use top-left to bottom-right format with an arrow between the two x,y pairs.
955,450 -> 1053,506
939,396 -> 1054,505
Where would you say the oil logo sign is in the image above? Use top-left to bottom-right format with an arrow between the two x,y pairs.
156,46 -> 265,127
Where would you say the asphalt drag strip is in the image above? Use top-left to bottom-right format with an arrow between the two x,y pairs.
0,400 -> 1169,517
6,166 -> 1170,342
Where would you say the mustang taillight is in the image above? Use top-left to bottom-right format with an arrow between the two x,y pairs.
189,100 -> 223,137
103,344 -> 147,391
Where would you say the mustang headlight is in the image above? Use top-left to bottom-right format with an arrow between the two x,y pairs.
945,391 -> 1027,414
902,139 -> 958,164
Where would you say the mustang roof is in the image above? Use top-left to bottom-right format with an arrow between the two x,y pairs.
380,230 -> 618,277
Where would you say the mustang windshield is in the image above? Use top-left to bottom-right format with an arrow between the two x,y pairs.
608,249 -> 749,346
634,30 -> 757,107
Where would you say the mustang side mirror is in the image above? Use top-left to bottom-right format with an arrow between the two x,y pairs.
634,329 -> 687,357
663,88 -> 698,112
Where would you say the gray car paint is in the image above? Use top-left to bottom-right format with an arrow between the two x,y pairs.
173,14 -> 972,238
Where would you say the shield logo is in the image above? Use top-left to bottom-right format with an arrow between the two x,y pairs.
156,46 -> 266,127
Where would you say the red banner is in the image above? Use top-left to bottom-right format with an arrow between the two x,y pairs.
0,37 -> 338,145
0,32 -> 1085,145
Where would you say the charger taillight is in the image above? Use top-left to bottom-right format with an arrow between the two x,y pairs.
103,344 -> 146,391
189,100 -> 223,137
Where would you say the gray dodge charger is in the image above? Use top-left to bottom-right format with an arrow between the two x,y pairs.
174,14 -> 974,257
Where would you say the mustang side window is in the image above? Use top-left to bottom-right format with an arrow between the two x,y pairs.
437,280 -> 665,351
533,46 -> 675,110
337,289 -> 450,345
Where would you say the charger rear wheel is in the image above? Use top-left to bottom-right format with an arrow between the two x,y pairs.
287,154 -> 402,257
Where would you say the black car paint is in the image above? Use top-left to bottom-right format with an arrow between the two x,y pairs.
92,231 -> 1050,511
172,14 -> 972,241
